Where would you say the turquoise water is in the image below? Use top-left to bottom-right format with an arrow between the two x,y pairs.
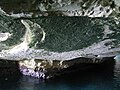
0,60 -> 120,90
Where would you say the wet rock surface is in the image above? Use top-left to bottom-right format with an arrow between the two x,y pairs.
0,0 -> 120,79
18,57 -> 114,79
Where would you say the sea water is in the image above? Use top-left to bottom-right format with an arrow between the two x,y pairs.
0,59 -> 120,90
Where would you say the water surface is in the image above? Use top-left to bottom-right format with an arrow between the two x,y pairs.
0,60 -> 120,90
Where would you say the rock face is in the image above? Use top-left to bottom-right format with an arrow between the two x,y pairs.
18,57 -> 115,79
0,0 -> 120,79
0,13 -> 119,78
0,15 -> 120,60
0,0 -> 120,17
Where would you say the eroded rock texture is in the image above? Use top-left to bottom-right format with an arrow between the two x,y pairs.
0,0 -> 120,79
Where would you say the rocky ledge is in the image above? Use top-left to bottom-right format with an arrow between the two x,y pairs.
18,57 -> 115,79
0,1 -> 120,79
0,56 -> 115,80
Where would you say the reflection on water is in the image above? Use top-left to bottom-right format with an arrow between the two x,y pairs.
114,59 -> 120,89
0,59 -> 120,90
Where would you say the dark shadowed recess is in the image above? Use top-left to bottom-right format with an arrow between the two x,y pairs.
0,56 -> 115,80
48,57 -> 115,80
0,59 -> 21,80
